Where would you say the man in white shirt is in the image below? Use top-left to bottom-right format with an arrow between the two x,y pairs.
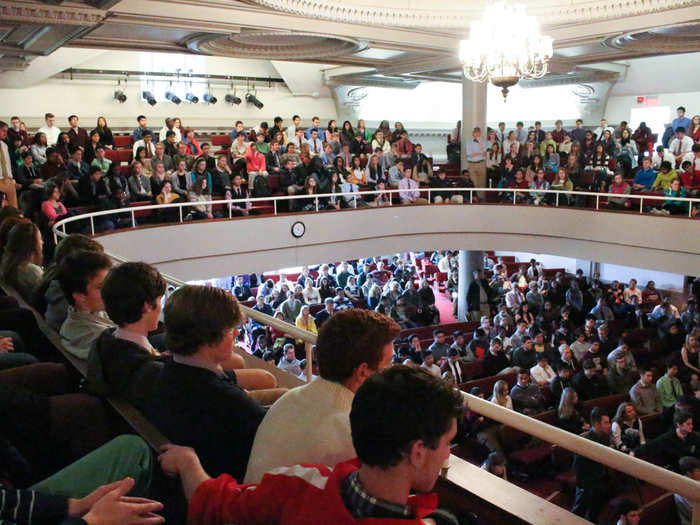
37,112 -> 61,146
530,355 -> 556,386
286,114 -> 301,141
244,309 -> 400,483
466,126 -> 486,188
0,121 -> 19,207
421,351 -> 441,378
652,145 -> 675,170
669,128 -> 694,166
593,118 -> 615,141
132,130 -> 156,158
306,129 -> 323,156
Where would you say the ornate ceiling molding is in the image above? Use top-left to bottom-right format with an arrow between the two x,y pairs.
184,30 -> 367,60
0,2 -> 107,26
245,0 -> 699,29
603,22 -> 700,53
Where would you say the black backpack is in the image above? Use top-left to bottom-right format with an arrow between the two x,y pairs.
253,176 -> 271,198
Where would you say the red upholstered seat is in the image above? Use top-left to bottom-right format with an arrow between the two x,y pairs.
508,443 -> 552,465
117,150 -> 133,163
211,135 -> 231,146
113,136 -> 133,148
104,149 -> 120,161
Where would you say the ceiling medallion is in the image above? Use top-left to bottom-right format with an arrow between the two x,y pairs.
185,30 -> 366,60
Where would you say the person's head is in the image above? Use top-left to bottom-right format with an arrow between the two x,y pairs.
615,499 -> 641,525
557,363 -> 573,380
590,407 -> 611,434
675,411 -> 693,437
0,222 -> 42,281
660,160 -> 672,174
677,106 -> 686,117
433,329 -> 446,344
583,359 -> 597,377
317,309 -> 400,390
68,114 -> 79,127
679,456 -> 700,481
350,366 -> 462,491
670,178 -> 681,192
639,367 -> 654,386
101,262 -> 166,329
517,368 -> 531,386
58,251 -> 112,311
164,285 -> 242,361
522,337 -> 533,350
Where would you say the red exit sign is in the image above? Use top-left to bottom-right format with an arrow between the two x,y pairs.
638,96 -> 659,106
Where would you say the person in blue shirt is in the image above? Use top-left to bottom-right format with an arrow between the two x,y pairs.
671,106 -> 692,134
632,157 -> 656,190
304,116 -> 321,140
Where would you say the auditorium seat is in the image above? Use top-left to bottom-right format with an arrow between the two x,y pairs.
104,149 -> 120,162
113,136 -> 133,149
116,149 -> 133,163
580,393 -> 628,417
211,135 -> 231,147
459,371 -> 518,397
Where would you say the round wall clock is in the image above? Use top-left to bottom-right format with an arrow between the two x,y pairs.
291,221 -> 306,238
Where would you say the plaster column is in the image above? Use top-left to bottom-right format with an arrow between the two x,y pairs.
460,77 -> 488,174
457,250 -> 484,322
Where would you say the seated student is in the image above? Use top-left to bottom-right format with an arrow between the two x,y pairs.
611,402 -> 645,453
510,368 -> 548,414
78,166 -> 111,207
660,178 -> 689,216
128,161 -> 152,201
607,354 -> 638,395
530,354 -> 556,386
59,251 -> 114,360
145,285 -> 266,481
0,221 -> 43,300
675,456 -> 700,525
629,367 -> 663,416
607,173 -> 631,210
557,387 -> 589,435
636,411 -> 700,469
159,365 -> 463,525
657,358 -> 684,418
614,499 -> 642,525
244,309 -> 399,483
277,343 -> 303,378
41,181 -> 68,228
398,167 -> 428,204
633,156 -> 656,191
572,359 -> 609,401
0,435 -> 161,525
87,262 -> 166,409
550,363 -> 574,403
652,161 -> 677,191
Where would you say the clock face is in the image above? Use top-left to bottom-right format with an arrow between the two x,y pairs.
291,221 -> 305,238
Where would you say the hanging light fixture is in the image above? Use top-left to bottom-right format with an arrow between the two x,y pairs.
459,2 -> 552,100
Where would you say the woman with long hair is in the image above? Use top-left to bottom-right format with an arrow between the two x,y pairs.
318,276 -> 334,302
551,167 -> 573,206
557,387 -> 588,434
294,305 -> 318,344
0,221 -> 43,300
84,130 -> 101,165
347,155 -> 366,185
526,154 -> 543,184
691,115 -> 700,142
616,128 -> 638,176
189,157 -> 212,190
302,277 -> 321,305
295,175 -> 318,212
40,182 -> 68,227
356,119 -> 372,142
325,120 -> 338,143
340,120 -> 355,145
186,175 -> 213,220
491,379 -> 513,409
91,116 -> 114,149
611,402 -> 645,452
364,154 -> 384,186
486,142 -> 503,186
55,132 -> 71,165
543,143 -> 560,174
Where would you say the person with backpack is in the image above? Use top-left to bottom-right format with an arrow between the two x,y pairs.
245,143 -> 268,196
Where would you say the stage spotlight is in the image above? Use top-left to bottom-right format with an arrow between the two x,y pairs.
225,94 -> 242,105
185,93 -> 199,104
165,91 -> 181,105
203,93 -> 217,104
113,90 -> 127,103
141,91 -> 157,106
245,92 -> 263,109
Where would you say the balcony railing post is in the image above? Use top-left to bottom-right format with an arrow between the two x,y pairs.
315,197 -> 319,212
556,191 -> 559,207
596,195 -> 600,210
179,205 -> 183,223
274,199 -> 277,215
639,196 -> 644,214
470,190 -> 473,204
512,190 -> 516,205
305,342 -> 313,383
90,216 -> 95,235
131,210 -> 136,228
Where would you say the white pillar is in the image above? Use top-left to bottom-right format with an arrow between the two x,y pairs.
460,78 -> 488,174
457,250 -> 484,321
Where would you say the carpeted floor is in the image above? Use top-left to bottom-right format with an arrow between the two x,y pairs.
433,284 -> 459,324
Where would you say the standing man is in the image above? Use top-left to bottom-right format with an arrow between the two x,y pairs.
38,112 -> 61,146
671,106 -> 691,134
572,407 -> 613,522
467,269 -> 491,322
466,127 -> 486,188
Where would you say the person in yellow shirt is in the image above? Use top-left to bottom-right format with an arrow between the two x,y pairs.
295,305 -> 318,343
652,161 -> 677,192
346,156 -> 367,185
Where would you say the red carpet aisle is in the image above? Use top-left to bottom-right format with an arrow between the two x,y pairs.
433,285 -> 458,324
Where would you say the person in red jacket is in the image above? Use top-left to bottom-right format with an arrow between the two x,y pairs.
244,143 -> 268,190
159,365 -> 463,525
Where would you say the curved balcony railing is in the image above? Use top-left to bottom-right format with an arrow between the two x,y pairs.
52,187 -> 700,524
52,186 -> 699,238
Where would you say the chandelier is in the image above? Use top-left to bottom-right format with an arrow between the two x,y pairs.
459,2 -> 553,100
